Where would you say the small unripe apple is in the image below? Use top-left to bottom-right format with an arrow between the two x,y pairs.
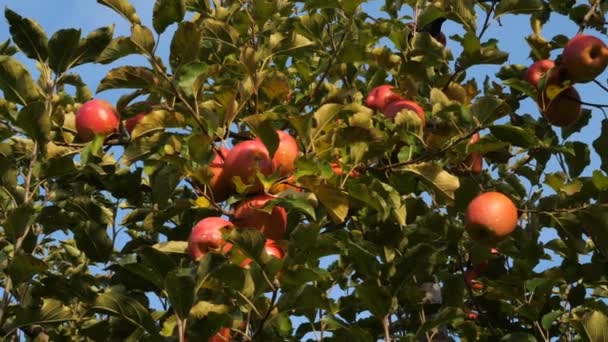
255,130 -> 299,176
540,87 -> 582,127
465,192 -> 518,244
125,113 -> 145,134
562,34 -> 608,83
209,147 -> 231,202
188,217 -> 234,261
240,239 -> 285,268
75,99 -> 120,142
463,133 -> 482,174
233,194 -> 287,240
223,140 -> 273,194
525,59 -> 555,88
208,327 -> 231,342
365,85 -> 403,111
383,100 -> 426,126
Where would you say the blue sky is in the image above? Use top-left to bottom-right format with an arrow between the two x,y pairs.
0,0 -> 604,339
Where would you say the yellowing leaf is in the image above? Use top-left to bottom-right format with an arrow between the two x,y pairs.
401,162 -> 460,202
194,196 -> 211,208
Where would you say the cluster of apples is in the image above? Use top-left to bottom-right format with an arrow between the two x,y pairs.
526,34 -> 608,127
187,130 -> 302,267
365,85 -> 483,174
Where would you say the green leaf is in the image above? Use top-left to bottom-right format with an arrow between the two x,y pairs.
592,170 -> 608,191
355,283 -> 392,317
97,66 -> 161,93
74,25 -> 114,65
227,228 -> 265,265
541,310 -> 563,330
93,288 -> 158,335
131,24 -> 155,54
130,110 -> 183,139
470,95 -> 510,124
583,311 -> 608,342
495,0 -> 544,18
153,0 -> 185,34
447,0 -> 477,33
152,241 -> 188,254
593,119 -> 608,173
400,162 -> 460,201
4,204 -> 36,243
563,141 -> 589,177
0,56 -> 41,105
274,195 -> 317,220
96,36 -> 138,64
177,62 -> 209,97
255,124 -> 279,159
418,307 -> 463,334
17,101 -> 50,142
165,268 -> 195,319
5,8 -> 48,61
74,221 -> 113,262
9,299 -> 74,331
562,108 -> 591,140
6,253 -> 46,285
151,162 -> 182,207
48,29 -> 81,73
97,0 -> 141,24
458,34 -> 508,69
189,301 -> 230,319
489,125 -> 541,148
170,22 -> 202,70
300,178 -> 349,224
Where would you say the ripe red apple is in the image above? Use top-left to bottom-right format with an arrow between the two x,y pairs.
540,87 -> 582,127
464,269 -> 484,290
255,130 -> 299,176
331,162 -> 361,178
209,147 -> 231,202
562,34 -> 608,83
240,239 -> 285,268
208,327 -> 231,342
465,192 -> 518,244
467,311 -> 479,320
463,133 -> 483,174
75,99 -> 120,142
125,113 -> 145,135
365,85 -> 403,111
525,59 -> 555,88
383,100 -> 426,126
233,194 -> 287,241
188,217 -> 234,261
436,32 -> 447,46
223,140 -> 273,194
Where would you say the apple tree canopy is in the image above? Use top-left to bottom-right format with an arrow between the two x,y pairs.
1,0 -> 608,340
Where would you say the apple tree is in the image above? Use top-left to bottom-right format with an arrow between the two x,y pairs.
1,0 -> 608,341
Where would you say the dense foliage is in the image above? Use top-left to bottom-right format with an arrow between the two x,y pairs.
1,0 -> 608,340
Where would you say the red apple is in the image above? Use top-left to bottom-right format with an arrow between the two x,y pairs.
464,269 -> 485,291
383,100 -> 426,126
208,327 -> 231,342
233,194 -> 287,240
463,133 -> 483,174
188,217 -> 234,261
255,130 -> 299,176
525,59 -> 555,88
331,162 -> 361,178
209,147 -> 231,202
365,85 -> 403,111
490,247 -> 500,256
75,99 -> 120,142
436,32 -> 447,46
465,192 -> 518,244
562,34 -> 608,83
240,239 -> 285,268
223,140 -> 273,194
467,311 -> 479,320
125,113 -> 145,135
540,86 -> 582,127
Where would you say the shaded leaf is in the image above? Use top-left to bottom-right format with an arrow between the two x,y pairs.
170,22 -> 202,70
153,0 -> 185,34
9,299 -> 73,331
400,162 -> 460,201
97,66 -> 162,93
97,36 -> 138,64
0,56 -> 41,105
165,268 -> 195,319
93,288 -> 158,335
5,8 -> 48,61
48,29 -> 81,73
97,0 -> 141,24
